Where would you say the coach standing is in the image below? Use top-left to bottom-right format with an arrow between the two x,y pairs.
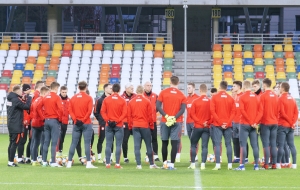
40,82 -> 63,167
143,81 -> 160,162
66,81 -> 97,169
7,85 -> 32,167
101,84 -> 127,169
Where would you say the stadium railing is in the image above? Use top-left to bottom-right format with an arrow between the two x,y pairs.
214,33 -> 296,45
0,32 -> 51,44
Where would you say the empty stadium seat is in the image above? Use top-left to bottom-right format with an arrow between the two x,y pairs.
284,45 -> 293,52
244,65 -> 254,72
254,58 -> 263,66
277,72 -> 286,80
164,44 -> 173,51
234,73 -> 243,80
253,45 -> 262,52
53,43 -> 62,51
30,43 -> 39,50
287,72 -> 296,79
82,50 -> 91,58
13,70 -> 22,78
52,50 -> 61,57
74,44 -> 83,51
223,58 -> 232,65
103,51 -> 112,58
264,45 -> 272,52
213,51 -> 222,59
144,51 -> 153,58
14,64 -> 24,71
274,52 -> 283,59
112,57 -> 121,64
285,52 -> 294,59
22,77 -> 31,84
134,44 -> 143,51
233,58 -> 242,66
275,58 -> 284,66
255,72 -> 264,79
265,58 -> 274,65
286,66 -> 296,73
50,57 -> 60,65
233,52 -> 242,58
23,70 -> 33,78
11,78 -> 20,84
244,58 -> 253,65
212,44 -> 222,51
213,58 -> 222,65
213,65 -> 222,72
49,64 -> 58,71
25,63 -> 34,71
245,72 -> 254,79
10,43 -> 19,50
16,57 -> 26,64
244,51 -> 253,58
274,45 -> 283,52
62,50 -> 71,57
18,50 -> 27,57
0,43 -> 9,50
223,44 -> 232,52
164,51 -> 173,58
46,77 -> 56,86
265,65 -> 274,73
264,52 -> 273,58
94,44 -> 103,51
276,66 -> 285,72
233,44 -> 242,52
63,43 -> 72,51
123,51 -> 132,58
2,70 -> 12,78
39,50 -> 48,57
124,44 -> 133,51
37,57 -> 46,64
0,77 -> 10,84
254,52 -> 263,58
4,63 -> 14,70
223,65 -> 233,72
114,44 -> 123,51
213,73 -> 222,80
144,44 -> 153,51
224,72 -> 232,78
223,51 -> 232,59
65,37 -> 74,43
28,50 -> 38,57
27,57 -> 36,64
20,43 -> 29,51
41,44 -> 50,51
155,44 -> 163,51
286,58 -> 295,66
234,66 -> 242,73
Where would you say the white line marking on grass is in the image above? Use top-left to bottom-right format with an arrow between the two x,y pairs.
0,182 -> 299,189
194,163 -> 202,190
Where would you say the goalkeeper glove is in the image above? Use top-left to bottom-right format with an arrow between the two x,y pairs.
165,115 -> 176,127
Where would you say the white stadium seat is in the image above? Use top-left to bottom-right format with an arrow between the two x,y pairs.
6,56 -> 15,63
8,50 -> 17,57
144,51 -> 153,58
4,62 -> 13,70
133,58 -> 142,65
112,57 -> 121,64
143,58 -> 152,65
71,57 -> 80,64
59,63 -> 69,71
103,50 -> 112,58
16,56 -> 26,64
92,57 -> 101,64
81,57 -> 90,64
0,57 -> 4,64
72,50 -> 82,57
0,50 -> 7,57
154,58 -> 163,65
123,51 -> 132,58
28,50 -> 38,57
93,50 -> 102,58
122,58 -> 131,65
82,50 -> 92,58
18,50 -> 28,57
113,50 -> 122,58
102,57 -> 111,64
61,57 -> 70,64
133,51 -> 143,58
122,64 -> 131,71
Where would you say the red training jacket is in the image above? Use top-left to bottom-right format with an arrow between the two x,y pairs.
60,95 -> 70,125
239,91 -> 262,125
233,92 -> 243,123
186,93 -> 200,123
190,95 -> 211,128
69,92 -> 93,124
278,93 -> 299,127
143,91 -> 158,123
32,97 -> 45,127
39,92 -> 63,121
259,90 -> 278,125
120,91 -> 136,123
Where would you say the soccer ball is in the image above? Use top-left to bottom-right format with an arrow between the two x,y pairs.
207,154 -> 215,163
80,157 -> 87,165
37,156 -> 43,164
56,157 -> 63,166
14,154 -> 18,164
91,155 -> 96,163
163,160 -> 171,169
145,156 -> 149,163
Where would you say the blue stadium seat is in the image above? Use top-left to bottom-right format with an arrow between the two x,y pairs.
23,70 -> 33,78
14,63 -> 24,71
223,65 -> 233,72
109,78 -> 119,84
244,58 -> 253,65
227,85 -> 233,91
295,45 -> 300,52
297,65 -> 300,73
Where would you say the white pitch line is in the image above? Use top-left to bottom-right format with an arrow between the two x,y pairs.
194,163 -> 202,190
0,182 -> 299,189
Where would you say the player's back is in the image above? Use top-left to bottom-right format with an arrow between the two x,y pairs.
103,93 -> 126,119
128,95 -> 152,127
260,90 -> 278,125
239,91 -> 260,125
278,93 -> 298,127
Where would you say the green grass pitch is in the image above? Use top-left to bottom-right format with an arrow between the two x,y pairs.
0,134 -> 299,190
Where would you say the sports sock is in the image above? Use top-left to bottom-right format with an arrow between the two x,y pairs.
169,163 -> 174,168
98,153 -> 101,160
176,153 -> 181,159
228,163 -> 232,168
86,161 -> 92,166
201,163 -> 205,167
216,163 -> 220,168
111,153 -> 113,159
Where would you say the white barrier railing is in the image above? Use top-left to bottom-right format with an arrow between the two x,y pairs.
0,32 -> 51,44
214,33 -> 297,45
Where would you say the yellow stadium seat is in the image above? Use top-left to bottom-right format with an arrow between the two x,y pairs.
286,58 -> 295,66
234,73 -> 244,80
156,37 -> 164,44
243,51 -> 253,58
98,84 -> 104,91
0,43 -> 9,50
274,45 -> 283,52
213,73 -> 222,80
25,63 -> 35,71
244,65 -> 254,72
144,44 -> 153,51
83,44 -> 93,51
254,58 -> 263,66
234,66 -> 243,72
74,44 -> 82,51
264,52 -> 273,59
32,77 -> 42,84
34,70 -> 44,78
164,44 -> 173,51
114,44 -> 123,51
53,43 -> 62,51
163,78 -> 171,85
214,80 -> 222,88
213,65 -> 222,72
51,50 -> 61,57
30,43 -> 39,50
223,51 -> 232,59
124,44 -> 133,51
266,72 -> 275,79
11,77 -> 20,84
223,58 -> 232,65
284,38 -> 292,45
155,44 -> 163,51
164,51 -> 173,58
286,66 -> 296,73
37,56 -> 46,64
233,58 -> 243,66
3,36 -> 11,43
13,70 -> 22,78
265,65 -> 274,73
65,37 -> 74,43
233,44 -> 242,52
277,72 -> 286,80
225,78 -> 233,85
223,44 -> 232,52
284,44 -> 293,52
213,51 -> 222,59
298,73 -> 300,80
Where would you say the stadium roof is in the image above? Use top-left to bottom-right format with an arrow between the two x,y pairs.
2,0 -> 299,6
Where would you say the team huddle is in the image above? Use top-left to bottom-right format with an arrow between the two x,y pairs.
6,75 -> 298,170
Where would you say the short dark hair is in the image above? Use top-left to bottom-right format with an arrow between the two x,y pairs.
199,84 -> 207,92
210,87 -> 217,93
112,83 -> 120,93
233,81 -> 242,89
188,82 -> 195,88
170,76 -> 179,85
40,86 -> 49,94
252,79 -> 261,86
60,86 -> 68,91
280,82 -> 290,92
103,83 -> 111,90
78,81 -> 88,91
263,78 -> 272,88
219,81 -> 228,90
50,82 -> 60,90
35,81 -> 44,90
13,85 -> 21,92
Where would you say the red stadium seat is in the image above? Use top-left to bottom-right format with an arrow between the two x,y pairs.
62,50 -> 71,57
255,72 -> 264,79
110,71 -> 120,78
285,52 -> 294,59
20,43 -> 29,50
254,52 -> 263,58
224,72 -> 232,78
276,66 -> 285,72
233,52 -> 242,58
27,57 -> 36,64
94,44 -> 103,51
2,70 -> 12,78
163,71 -> 172,78
111,64 -> 121,71
0,84 -> 8,91
50,57 -> 60,65
40,43 -> 50,51
63,43 -> 72,51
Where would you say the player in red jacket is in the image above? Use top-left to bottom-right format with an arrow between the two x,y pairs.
210,81 -> 235,170
58,86 -> 70,154
66,81 -> 97,169
234,80 -> 262,171
276,82 -> 298,169
17,84 -> 32,164
259,78 -> 279,169
38,82 -> 63,167
30,86 -> 49,166
189,84 -> 211,170
252,79 -> 263,97
128,85 -> 159,169
120,83 -> 136,163
101,83 -> 127,169
143,81 -> 160,161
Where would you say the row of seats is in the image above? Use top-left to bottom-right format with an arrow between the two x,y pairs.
213,44 -> 298,52
213,51 -> 300,59
0,43 -> 49,51
213,58 -> 298,66
1,36 -> 44,43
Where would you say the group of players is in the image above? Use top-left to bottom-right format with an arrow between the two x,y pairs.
6,75 -> 298,170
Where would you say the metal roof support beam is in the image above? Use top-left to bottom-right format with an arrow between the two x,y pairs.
243,7 -> 253,33
259,7 -> 269,33
5,6 -> 16,32
116,6 -> 125,33
132,6 -> 142,33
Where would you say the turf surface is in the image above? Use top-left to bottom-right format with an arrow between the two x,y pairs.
0,134 -> 299,190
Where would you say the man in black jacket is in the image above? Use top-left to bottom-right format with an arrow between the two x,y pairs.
94,83 -> 114,163
7,85 -> 32,167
